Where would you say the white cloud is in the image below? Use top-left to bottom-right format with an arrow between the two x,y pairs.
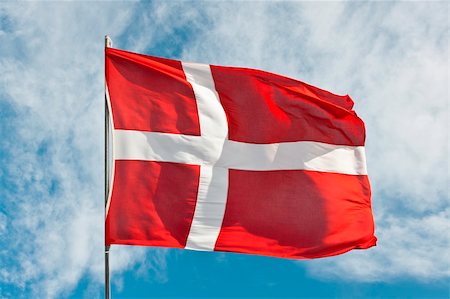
0,2 -> 448,298
0,2 -> 167,298
0,212 -> 6,235
135,1 -> 449,282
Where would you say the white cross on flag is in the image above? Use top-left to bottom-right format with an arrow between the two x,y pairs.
105,48 -> 376,259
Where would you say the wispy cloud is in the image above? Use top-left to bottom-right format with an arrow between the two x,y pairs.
174,1 -> 449,281
0,2 -> 448,298
0,2 -> 167,298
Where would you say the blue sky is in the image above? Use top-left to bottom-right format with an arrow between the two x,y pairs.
0,1 -> 448,298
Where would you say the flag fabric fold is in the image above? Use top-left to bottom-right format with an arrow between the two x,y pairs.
105,47 -> 376,259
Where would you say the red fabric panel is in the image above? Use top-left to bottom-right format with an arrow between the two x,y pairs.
211,66 -> 365,145
106,160 -> 200,248
106,48 -> 200,135
215,169 -> 376,259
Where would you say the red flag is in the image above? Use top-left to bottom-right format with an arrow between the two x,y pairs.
105,48 -> 376,259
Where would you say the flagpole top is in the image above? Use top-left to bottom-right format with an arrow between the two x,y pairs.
105,35 -> 112,48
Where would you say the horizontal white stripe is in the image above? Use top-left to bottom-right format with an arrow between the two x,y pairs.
113,129 -> 367,175
216,140 -> 367,175
113,130 -> 204,165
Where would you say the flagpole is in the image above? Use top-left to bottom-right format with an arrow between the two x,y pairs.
105,35 -> 112,299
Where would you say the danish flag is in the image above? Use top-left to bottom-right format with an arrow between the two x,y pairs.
105,48 -> 376,259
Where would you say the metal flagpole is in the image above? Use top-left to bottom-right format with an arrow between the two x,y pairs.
105,35 -> 112,299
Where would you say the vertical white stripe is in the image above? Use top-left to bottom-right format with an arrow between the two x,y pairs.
182,62 -> 228,141
185,166 -> 229,250
182,62 -> 229,251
